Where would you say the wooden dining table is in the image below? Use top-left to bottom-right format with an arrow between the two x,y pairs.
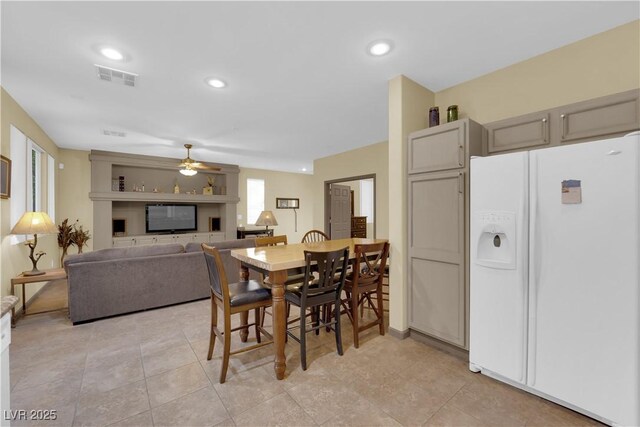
231,237 -> 388,380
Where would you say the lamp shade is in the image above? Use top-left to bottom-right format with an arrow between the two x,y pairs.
255,210 -> 278,227
10,212 -> 57,235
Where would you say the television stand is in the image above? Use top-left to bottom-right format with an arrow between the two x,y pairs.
237,228 -> 274,239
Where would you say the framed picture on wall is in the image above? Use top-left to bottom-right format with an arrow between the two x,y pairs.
276,197 -> 299,209
1,155 -> 11,199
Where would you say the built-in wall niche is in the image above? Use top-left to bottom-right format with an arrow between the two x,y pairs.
112,201 -> 223,236
111,165 -> 227,195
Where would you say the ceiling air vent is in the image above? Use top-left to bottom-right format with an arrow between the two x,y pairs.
103,130 -> 126,137
95,64 -> 138,87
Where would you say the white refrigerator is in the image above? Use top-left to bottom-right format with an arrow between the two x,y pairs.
469,134 -> 639,426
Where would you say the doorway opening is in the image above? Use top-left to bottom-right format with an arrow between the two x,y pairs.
324,174 -> 376,239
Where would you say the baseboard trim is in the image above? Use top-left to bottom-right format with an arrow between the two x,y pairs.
388,327 -> 410,340
408,329 -> 469,361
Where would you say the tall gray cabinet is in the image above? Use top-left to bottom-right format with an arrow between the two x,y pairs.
407,119 -> 482,349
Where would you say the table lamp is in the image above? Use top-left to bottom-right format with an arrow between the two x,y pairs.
10,211 -> 58,276
255,210 -> 278,232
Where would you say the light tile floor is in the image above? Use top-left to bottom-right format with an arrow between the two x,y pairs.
9,285 -> 601,427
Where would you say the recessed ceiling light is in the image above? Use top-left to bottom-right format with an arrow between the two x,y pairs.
100,47 -> 124,61
206,78 -> 227,89
367,40 -> 393,56
302,167 -> 307,172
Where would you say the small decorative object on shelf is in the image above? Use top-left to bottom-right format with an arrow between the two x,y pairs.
111,179 -> 119,191
118,176 -> 125,192
429,107 -> 440,127
141,182 -> 145,192
203,176 -> 214,195
152,187 -> 159,193
447,105 -> 458,122
174,181 -> 180,194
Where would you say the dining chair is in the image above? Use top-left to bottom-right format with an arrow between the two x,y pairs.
341,242 -> 390,348
254,234 -> 303,327
301,229 -> 329,243
285,247 -> 349,370
202,244 -> 273,383
255,234 -> 288,246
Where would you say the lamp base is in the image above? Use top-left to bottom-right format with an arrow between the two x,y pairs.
23,269 -> 46,277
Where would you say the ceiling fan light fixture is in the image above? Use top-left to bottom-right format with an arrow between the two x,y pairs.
180,166 -> 197,176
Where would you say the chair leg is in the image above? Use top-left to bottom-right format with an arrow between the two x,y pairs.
334,299 -> 343,356
312,306 -> 320,336
207,297 -> 218,360
260,307 -> 266,328
300,307 -> 307,371
220,314 -> 232,383
351,291 -> 360,349
377,286 -> 385,336
254,308 -> 262,343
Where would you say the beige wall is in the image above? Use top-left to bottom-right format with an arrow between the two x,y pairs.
58,149 -> 94,252
238,168 -> 314,244
388,76 -> 435,333
1,88 -> 60,301
390,20 -> 640,334
312,141 -> 389,239
436,20 -> 640,124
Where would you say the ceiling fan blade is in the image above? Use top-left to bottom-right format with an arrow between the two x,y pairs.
193,164 -> 221,171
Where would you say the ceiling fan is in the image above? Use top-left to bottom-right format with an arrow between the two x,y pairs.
178,144 -> 220,176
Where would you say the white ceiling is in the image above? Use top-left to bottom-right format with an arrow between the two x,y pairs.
1,2 -> 637,173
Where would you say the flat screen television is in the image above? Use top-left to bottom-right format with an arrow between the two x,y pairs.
145,204 -> 197,233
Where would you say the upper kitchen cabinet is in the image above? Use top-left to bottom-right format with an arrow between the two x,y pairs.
484,89 -> 640,154
408,119 -> 483,174
558,90 -> 639,144
485,111 -> 551,154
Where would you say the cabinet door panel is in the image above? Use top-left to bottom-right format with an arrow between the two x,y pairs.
559,91 -> 639,143
409,122 -> 465,173
410,172 -> 463,263
487,112 -> 550,153
112,237 -> 136,248
410,258 -> 465,346
408,171 -> 465,347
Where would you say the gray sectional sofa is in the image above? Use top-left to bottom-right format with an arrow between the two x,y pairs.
64,238 -> 258,324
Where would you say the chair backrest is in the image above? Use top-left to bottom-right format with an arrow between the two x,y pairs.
300,247 -> 349,299
351,242 -> 390,289
255,235 -> 288,247
202,244 -> 230,303
301,229 -> 330,243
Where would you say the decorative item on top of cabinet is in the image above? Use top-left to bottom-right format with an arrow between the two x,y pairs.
447,105 -> 458,122
429,107 -> 440,127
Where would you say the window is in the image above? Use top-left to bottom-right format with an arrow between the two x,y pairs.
47,154 -> 55,222
247,178 -> 265,225
9,126 -> 54,244
27,140 -> 44,212
360,179 -> 374,223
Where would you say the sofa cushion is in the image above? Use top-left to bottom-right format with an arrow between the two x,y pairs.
64,243 -> 185,267
185,238 -> 257,253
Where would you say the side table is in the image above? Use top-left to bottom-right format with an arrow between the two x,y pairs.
10,268 -> 67,327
